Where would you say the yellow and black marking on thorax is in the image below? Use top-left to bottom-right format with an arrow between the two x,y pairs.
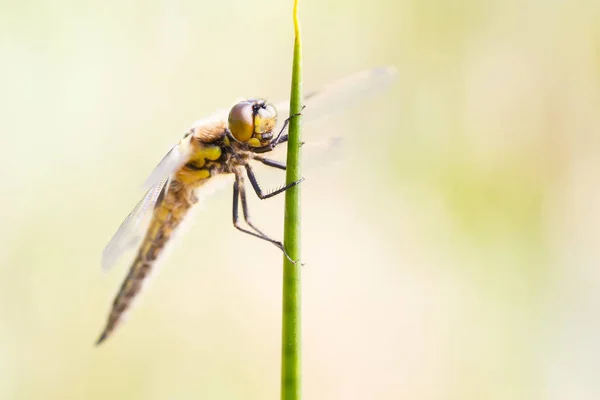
177,141 -> 225,185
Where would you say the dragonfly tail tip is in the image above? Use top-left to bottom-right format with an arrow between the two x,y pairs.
95,331 -> 108,346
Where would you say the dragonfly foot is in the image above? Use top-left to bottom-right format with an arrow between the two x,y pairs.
277,242 -> 303,265
288,104 -> 306,120
281,247 -> 303,266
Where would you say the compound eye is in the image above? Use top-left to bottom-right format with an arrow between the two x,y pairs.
228,102 -> 254,142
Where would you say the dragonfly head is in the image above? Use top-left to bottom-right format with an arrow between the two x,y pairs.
228,99 -> 277,147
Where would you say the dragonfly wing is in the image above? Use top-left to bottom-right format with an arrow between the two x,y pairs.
101,178 -> 168,270
142,141 -> 193,191
301,136 -> 344,169
274,65 -> 398,132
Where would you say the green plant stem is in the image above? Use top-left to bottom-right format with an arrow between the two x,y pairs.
281,0 -> 302,399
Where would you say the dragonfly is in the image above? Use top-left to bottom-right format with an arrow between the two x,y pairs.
96,66 -> 397,345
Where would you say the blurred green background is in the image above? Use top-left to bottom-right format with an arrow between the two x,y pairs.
1,0 -> 600,399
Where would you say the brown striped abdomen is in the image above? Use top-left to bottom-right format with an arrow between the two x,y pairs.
96,180 -> 198,345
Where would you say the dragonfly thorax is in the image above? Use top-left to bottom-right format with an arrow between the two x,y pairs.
227,99 -> 277,147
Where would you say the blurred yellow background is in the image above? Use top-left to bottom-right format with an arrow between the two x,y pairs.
1,0 -> 600,399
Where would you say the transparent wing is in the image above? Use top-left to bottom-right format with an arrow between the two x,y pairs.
273,65 -> 398,133
101,178 -> 168,270
301,136 -> 344,169
142,141 -> 193,191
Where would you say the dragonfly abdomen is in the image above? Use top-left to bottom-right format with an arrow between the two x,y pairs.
96,181 -> 198,345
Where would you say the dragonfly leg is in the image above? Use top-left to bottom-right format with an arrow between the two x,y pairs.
232,173 -> 295,263
253,157 -> 287,171
244,164 -> 304,200
271,105 -> 305,145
